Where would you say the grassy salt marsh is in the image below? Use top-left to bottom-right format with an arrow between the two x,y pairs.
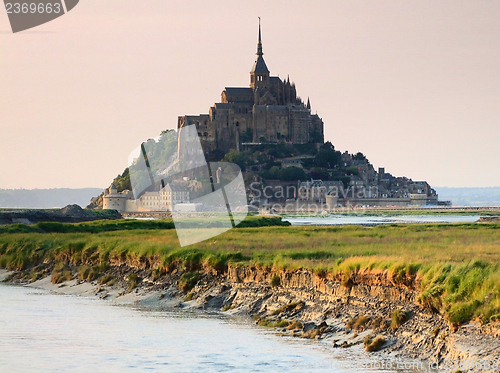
0,218 -> 500,325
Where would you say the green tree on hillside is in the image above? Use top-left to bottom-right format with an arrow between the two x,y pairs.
279,166 -> 307,181
309,167 -> 330,180
314,142 -> 341,169
223,149 -> 248,170
269,166 -> 280,179
205,149 -> 226,162
345,166 -> 359,176
113,168 -> 131,192
353,152 -> 368,162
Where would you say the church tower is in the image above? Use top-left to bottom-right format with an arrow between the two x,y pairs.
250,18 -> 270,89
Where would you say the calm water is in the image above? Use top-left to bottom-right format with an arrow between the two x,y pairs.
284,215 -> 480,226
0,284 -> 432,373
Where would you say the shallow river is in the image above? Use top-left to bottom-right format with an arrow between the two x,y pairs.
0,283 -> 434,372
283,214 -> 479,226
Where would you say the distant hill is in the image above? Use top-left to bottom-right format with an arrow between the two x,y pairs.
434,187 -> 500,207
0,188 -> 104,209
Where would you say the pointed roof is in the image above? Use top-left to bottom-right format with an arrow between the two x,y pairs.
162,182 -> 190,192
251,56 -> 269,74
257,17 -> 263,57
251,18 -> 269,74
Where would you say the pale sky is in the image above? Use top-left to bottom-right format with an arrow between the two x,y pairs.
1,0 -> 499,189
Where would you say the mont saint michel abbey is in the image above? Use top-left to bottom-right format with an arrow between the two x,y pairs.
98,21 -> 446,212
177,21 -> 325,152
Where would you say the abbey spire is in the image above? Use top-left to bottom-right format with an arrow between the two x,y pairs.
250,17 -> 270,89
257,16 -> 263,56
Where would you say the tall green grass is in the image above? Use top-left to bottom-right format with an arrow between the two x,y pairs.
1,222 -> 500,324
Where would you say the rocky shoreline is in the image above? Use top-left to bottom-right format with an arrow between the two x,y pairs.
3,263 -> 500,372
478,217 -> 500,223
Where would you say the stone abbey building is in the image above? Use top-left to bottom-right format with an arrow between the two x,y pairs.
177,21 -> 324,152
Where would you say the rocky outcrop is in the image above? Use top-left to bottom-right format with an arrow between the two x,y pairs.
207,265 -> 500,371
0,205 -> 121,225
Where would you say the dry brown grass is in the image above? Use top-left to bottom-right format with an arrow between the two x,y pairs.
286,321 -> 303,330
51,263 -> 73,284
364,335 -> 386,352
302,328 -> 322,339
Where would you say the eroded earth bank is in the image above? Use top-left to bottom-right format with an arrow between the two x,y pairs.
3,259 -> 500,373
